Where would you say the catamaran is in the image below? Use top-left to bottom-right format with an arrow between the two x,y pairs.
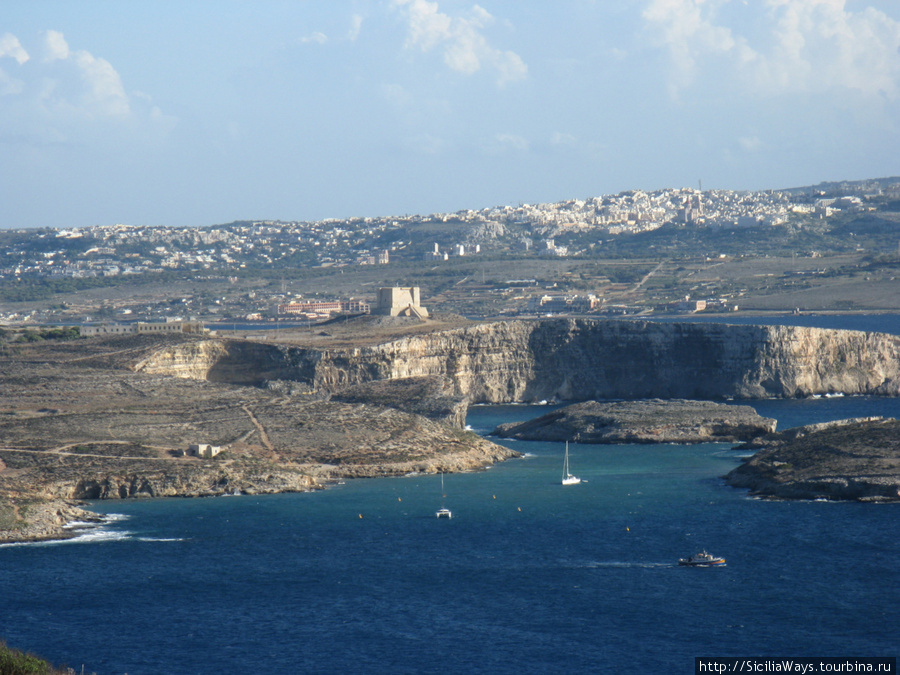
562,441 -> 581,485
435,471 -> 452,518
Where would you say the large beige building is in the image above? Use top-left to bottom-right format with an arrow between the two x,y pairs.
375,287 -> 428,318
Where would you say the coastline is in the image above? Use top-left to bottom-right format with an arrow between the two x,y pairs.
0,447 -> 520,543
0,499 -> 103,544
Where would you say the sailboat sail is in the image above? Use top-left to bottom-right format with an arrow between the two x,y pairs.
562,441 -> 581,485
436,472 -> 452,518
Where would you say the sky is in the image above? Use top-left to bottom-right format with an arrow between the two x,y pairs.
2,0 -> 899,229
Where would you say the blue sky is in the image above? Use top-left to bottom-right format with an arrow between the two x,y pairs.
2,0 -> 899,229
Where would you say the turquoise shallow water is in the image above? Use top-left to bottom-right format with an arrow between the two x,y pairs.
2,397 -> 900,674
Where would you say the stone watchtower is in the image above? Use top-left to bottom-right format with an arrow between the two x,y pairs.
375,287 -> 429,319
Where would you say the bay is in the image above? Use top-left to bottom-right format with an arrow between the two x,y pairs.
2,312 -> 900,673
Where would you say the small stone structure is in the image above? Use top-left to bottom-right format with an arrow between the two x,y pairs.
375,287 -> 429,318
188,443 -> 222,458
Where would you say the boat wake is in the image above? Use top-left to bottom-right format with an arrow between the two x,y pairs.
584,561 -> 673,569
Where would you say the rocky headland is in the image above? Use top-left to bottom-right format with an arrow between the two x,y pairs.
492,399 -> 777,443
0,332 -> 516,542
724,417 -> 900,501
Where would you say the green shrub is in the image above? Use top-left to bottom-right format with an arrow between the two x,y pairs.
0,642 -> 58,675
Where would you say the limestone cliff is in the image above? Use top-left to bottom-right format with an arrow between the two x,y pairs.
134,319 -> 900,402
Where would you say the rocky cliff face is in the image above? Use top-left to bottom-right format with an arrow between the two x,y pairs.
134,319 -> 900,402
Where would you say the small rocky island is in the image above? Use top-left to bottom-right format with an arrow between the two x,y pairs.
725,417 -> 900,501
492,399 -> 777,443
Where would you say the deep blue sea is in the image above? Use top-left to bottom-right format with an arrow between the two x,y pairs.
3,315 -> 900,674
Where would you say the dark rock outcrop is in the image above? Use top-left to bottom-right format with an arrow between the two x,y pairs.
492,399 -> 776,443
724,417 -> 900,501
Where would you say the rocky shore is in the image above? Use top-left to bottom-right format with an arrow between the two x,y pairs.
492,399 -> 777,443
0,498 -> 101,543
724,417 -> 900,501
0,334 -> 518,543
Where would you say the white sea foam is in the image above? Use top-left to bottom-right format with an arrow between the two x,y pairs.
62,520 -> 99,529
0,528 -> 132,548
0,512 -> 142,548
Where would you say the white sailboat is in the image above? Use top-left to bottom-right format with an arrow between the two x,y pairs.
435,471 -> 452,518
562,441 -> 581,485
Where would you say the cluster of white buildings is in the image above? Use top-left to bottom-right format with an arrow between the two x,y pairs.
2,182 -> 893,284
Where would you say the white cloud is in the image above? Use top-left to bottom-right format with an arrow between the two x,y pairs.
300,31 -> 328,45
758,0 -> 900,97
551,131 -> 577,146
0,30 -> 174,144
491,132 -> 529,152
382,82 -> 414,108
642,0 -> 754,95
0,33 -> 29,65
32,30 -> 130,117
738,135 -> 762,151
643,0 -> 900,99
74,48 -> 131,116
393,0 -> 528,85
348,14 -> 363,41
0,34 -> 29,96
43,29 -> 71,61
404,132 -> 448,154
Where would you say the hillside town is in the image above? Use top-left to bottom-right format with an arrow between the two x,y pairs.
0,177 -> 897,326
2,180 -> 893,282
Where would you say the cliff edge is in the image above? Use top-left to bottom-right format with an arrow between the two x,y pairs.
134,319 -> 900,401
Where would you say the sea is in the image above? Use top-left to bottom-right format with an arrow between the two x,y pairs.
2,314 -> 900,674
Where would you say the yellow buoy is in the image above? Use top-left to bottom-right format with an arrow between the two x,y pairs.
359,514 -> 363,518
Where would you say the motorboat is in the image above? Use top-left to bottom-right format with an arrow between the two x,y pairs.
678,551 -> 726,567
